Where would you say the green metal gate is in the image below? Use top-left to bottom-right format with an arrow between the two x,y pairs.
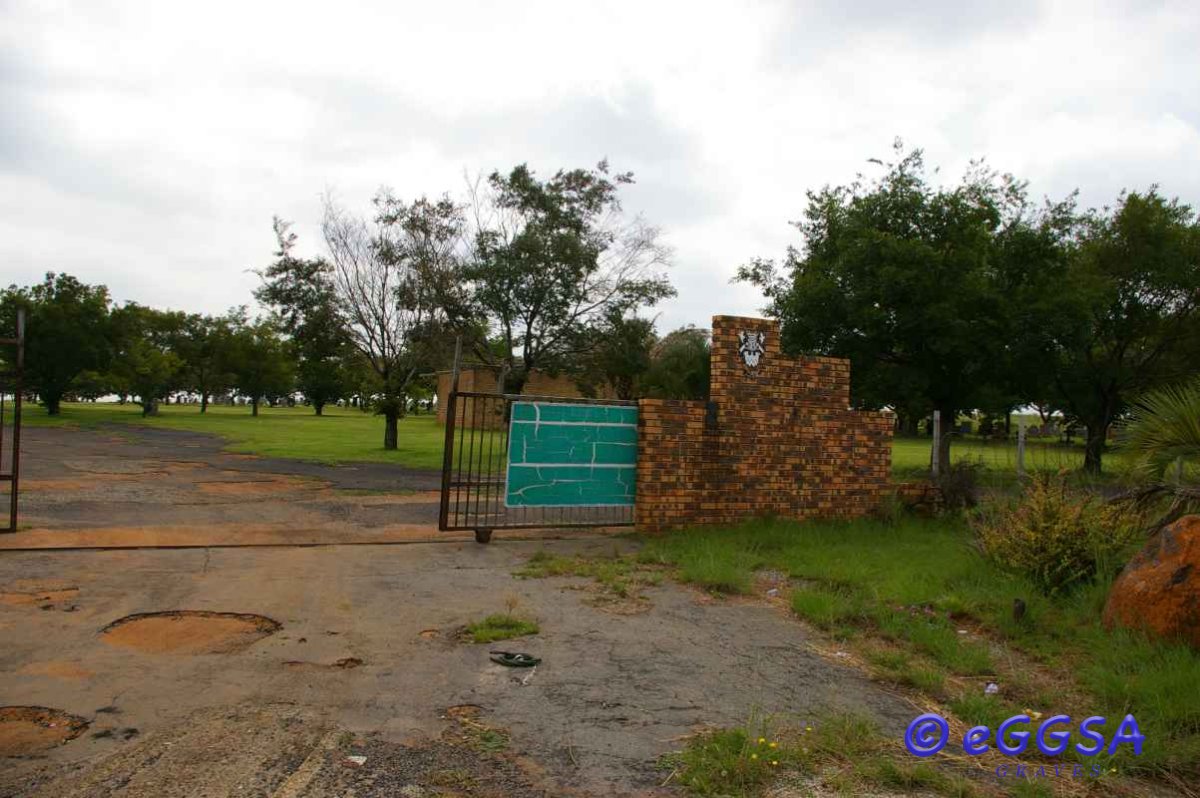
438,390 -> 637,541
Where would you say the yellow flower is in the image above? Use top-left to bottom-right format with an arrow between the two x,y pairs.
769,742 -> 778,749
770,760 -> 779,766
750,753 -> 758,760
805,726 -> 812,732
757,737 -> 766,744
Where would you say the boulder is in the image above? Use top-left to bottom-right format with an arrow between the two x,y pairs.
1103,514 -> 1200,649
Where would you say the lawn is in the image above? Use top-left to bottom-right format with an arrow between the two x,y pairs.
22,402 -> 1117,481
638,516 -> 1200,785
20,401 -> 455,470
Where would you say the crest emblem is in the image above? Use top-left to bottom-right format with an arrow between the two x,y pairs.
738,331 -> 766,370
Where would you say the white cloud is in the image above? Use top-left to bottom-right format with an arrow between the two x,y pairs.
1,0 -> 1197,334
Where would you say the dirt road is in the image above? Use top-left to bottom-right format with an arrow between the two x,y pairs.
1,426 -> 918,796
1,539 -> 922,796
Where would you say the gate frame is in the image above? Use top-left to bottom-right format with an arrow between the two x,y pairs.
438,385 -> 638,542
1,308 -> 25,533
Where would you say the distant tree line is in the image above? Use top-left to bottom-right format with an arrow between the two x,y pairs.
738,141 -> 1200,473
0,160 -> 711,448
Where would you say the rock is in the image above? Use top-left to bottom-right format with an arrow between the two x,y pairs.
1103,514 -> 1200,649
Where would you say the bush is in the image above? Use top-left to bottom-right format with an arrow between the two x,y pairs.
972,474 -> 1139,595
935,459 -> 983,510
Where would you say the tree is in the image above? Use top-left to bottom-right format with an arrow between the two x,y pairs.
107,303 -> 186,416
1046,189 -> 1200,473
640,325 -> 711,400
255,217 -> 350,415
462,161 -> 674,392
576,311 -> 656,399
0,273 -> 111,415
172,313 -> 236,413
322,192 -> 460,448
227,313 -> 293,416
737,143 -> 1032,467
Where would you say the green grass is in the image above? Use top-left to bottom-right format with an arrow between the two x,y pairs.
20,401 -> 468,469
641,516 -> 1200,779
27,402 -> 1129,482
665,711 -> 977,797
890,435 -> 1130,485
463,613 -> 539,644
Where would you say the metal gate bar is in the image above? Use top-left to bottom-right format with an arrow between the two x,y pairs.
1,308 -> 26,533
438,390 -> 637,534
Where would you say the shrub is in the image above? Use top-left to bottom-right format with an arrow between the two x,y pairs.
935,459 -> 983,510
972,475 -> 1139,595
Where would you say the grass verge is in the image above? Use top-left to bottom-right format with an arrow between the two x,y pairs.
663,711 -> 977,797
640,516 -> 1200,785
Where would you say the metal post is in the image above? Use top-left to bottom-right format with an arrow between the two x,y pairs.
1017,416 -> 1027,479
3,308 -> 23,532
931,410 -> 941,478
437,336 -> 462,531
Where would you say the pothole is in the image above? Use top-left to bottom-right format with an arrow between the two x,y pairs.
283,657 -> 364,670
0,707 -> 89,757
0,585 -> 79,608
99,611 -> 281,654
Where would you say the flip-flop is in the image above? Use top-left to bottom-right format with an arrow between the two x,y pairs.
489,651 -> 541,668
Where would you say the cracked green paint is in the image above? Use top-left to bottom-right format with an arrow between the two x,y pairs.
505,402 -> 638,507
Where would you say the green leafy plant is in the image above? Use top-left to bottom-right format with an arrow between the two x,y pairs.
1117,378 -> 1200,530
463,614 -> 538,644
934,459 -> 984,511
973,474 -> 1139,595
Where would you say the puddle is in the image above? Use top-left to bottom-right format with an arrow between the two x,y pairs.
100,611 -> 281,654
0,707 -> 88,757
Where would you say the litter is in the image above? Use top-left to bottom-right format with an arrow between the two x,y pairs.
489,651 -> 541,668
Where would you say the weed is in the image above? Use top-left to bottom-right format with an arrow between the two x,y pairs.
463,614 -> 538,644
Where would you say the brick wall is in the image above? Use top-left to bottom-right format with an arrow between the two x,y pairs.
436,367 -> 503,428
436,368 -> 614,428
635,315 -> 893,533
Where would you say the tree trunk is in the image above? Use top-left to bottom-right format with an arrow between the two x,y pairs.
314,402 -> 324,417
200,393 -> 208,414
383,411 -> 399,450
44,395 -> 61,416
251,398 -> 259,417
1083,421 -> 1108,474
142,399 -> 159,417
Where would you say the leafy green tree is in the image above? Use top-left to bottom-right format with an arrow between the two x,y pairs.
255,217 -> 350,415
323,192 -> 462,448
106,303 -> 187,416
640,325 -> 711,400
738,144 -> 1035,466
1045,189 -> 1200,473
174,313 -> 236,413
576,311 -> 656,399
463,161 -> 674,392
0,272 -> 111,415
227,313 -> 293,416
70,369 -> 110,401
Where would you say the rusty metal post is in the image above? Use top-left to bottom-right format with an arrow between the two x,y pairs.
2,308 -> 24,532
437,336 -> 462,531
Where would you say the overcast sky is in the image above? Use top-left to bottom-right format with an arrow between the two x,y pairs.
2,0 -> 1197,333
